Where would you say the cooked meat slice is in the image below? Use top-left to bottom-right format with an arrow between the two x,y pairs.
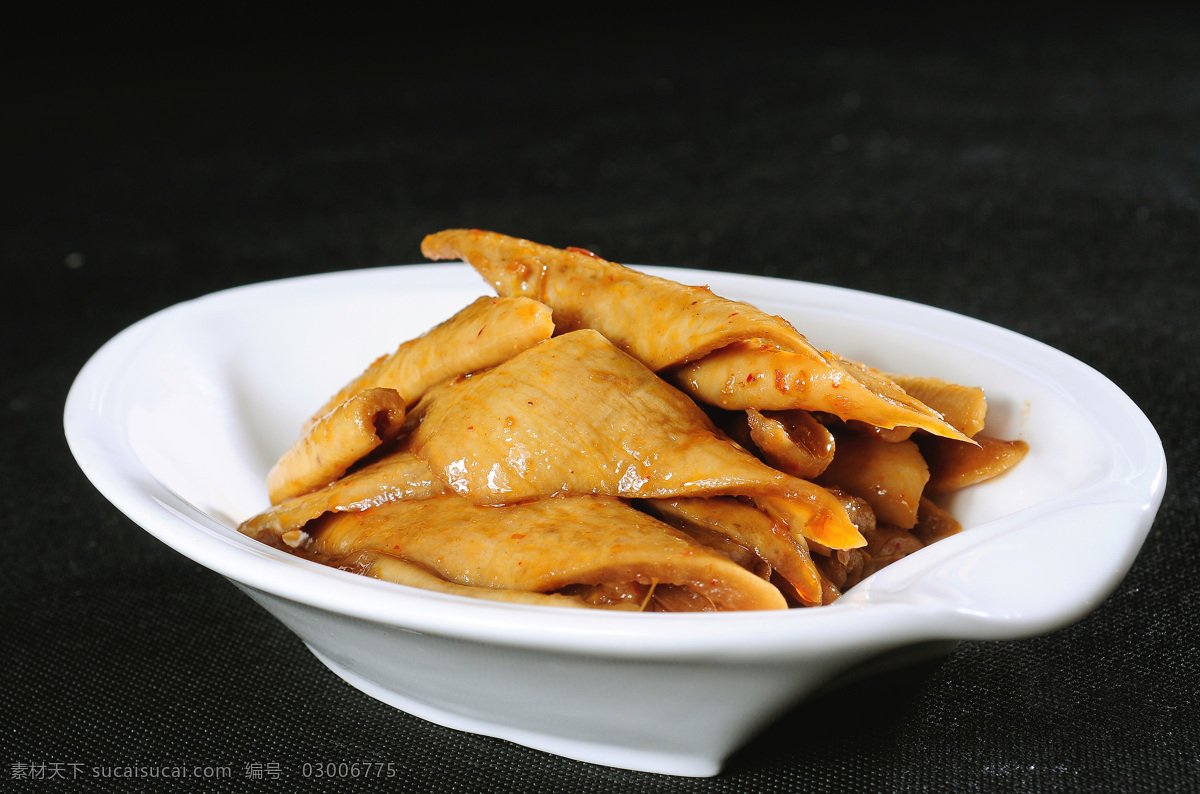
743,408 -> 836,480
309,494 -> 788,611
422,229 -> 968,441
308,295 -> 553,428
267,387 -> 405,505
887,374 -> 988,438
671,342 -> 971,441
240,448 -> 445,546
816,433 -> 930,529
413,329 -> 859,552
920,435 -> 1030,494
421,228 -> 810,370
642,496 -> 823,606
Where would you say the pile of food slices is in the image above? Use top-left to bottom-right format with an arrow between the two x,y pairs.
238,229 -> 1028,611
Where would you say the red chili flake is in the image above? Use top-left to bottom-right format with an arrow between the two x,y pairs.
565,246 -> 598,257
510,533 -> 526,540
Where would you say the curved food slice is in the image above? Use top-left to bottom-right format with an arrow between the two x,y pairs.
308,494 -> 788,611
672,341 -> 972,441
421,228 -> 812,370
334,551 -> 597,609
643,497 -> 823,606
421,229 -> 966,441
815,433 -> 930,529
412,329 -> 831,508
920,435 -> 1030,494
308,295 -> 554,427
754,489 -> 868,551
888,374 -> 987,438
267,388 -> 405,505
744,408 -> 836,480
240,448 -> 445,547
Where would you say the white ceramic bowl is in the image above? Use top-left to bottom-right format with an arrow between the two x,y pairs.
64,264 -> 1166,776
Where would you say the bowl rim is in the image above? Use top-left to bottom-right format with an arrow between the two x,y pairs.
64,263 -> 1167,661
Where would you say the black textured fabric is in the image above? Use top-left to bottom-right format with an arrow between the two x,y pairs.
4,10 -> 1198,792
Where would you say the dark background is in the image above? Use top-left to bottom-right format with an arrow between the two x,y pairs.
4,9 -> 1198,791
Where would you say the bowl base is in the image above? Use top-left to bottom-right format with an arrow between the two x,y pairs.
307,644 -> 724,777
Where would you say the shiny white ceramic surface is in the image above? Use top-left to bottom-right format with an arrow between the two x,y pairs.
65,264 -> 1166,776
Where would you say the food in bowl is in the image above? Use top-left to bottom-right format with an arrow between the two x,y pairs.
238,229 -> 1028,611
